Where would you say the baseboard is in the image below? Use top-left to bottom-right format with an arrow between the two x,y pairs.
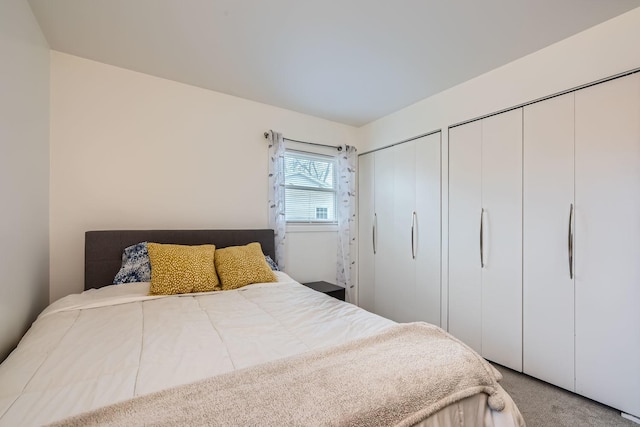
622,412 -> 640,425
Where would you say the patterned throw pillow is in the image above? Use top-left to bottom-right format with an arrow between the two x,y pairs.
215,243 -> 277,290
147,243 -> 220,295
113,242 -> 151,284
265,255 -> 280,271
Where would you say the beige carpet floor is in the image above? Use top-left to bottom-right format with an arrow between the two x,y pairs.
494,364 -> 638,427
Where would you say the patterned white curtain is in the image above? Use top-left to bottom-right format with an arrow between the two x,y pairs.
336,145 -> 357,302
267,130 -> 286,271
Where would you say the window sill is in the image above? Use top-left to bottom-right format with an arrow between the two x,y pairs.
286,223 -> 338,233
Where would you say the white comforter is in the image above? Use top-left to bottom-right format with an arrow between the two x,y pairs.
0,273 -> 394,426
0,272 -> 523,427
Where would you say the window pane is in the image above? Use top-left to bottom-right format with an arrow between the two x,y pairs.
285,188 -> 336,222
284,152 -> 334,189
284,150 -> 337,223
316,207 -> 328,219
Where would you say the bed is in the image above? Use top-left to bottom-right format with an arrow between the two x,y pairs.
0,229 -> 524,426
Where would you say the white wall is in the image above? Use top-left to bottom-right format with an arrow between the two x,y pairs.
284,228 -> 339,284
0,0 -> 50,361
356,7 -> 640,329
50,52 -> 357,302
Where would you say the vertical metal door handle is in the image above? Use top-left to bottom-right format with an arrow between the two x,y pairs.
568,204 -> 573,279
480,208 -> 484,268
373,213 -> 377,255
411,211 -> 417,259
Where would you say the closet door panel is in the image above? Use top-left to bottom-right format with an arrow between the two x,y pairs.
481,109 -> 523,371
523,94 -> 575,391
415,133 -> 442,325
575,73 -> 640,416
373,149 -> 396,321
357,153 -> 375,312
393,142 -> 417,323
448,122 -> 482,353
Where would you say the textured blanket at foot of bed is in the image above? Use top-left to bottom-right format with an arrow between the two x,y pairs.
50,322 -> 505,427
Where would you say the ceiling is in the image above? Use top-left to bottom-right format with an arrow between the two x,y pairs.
28,1 -> 640,127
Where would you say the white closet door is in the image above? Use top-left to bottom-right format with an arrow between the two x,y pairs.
373,148 -> 396,320
523,94 -> 575,391
357,153 -> 375,313
575,73 -> 640,417
448,121 -> 483,353
393,142 -> 416,322
481,109 -> 523,371
415,132 -> 442,326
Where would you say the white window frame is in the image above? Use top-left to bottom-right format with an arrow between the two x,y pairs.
284,149 -> 338,226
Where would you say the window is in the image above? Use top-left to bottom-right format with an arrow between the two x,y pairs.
284,150 -> 337,223
315,207 -> 328,220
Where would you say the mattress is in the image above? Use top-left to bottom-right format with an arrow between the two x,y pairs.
0,272 -> 524,426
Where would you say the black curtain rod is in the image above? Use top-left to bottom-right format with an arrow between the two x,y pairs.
263,132 -> 342,151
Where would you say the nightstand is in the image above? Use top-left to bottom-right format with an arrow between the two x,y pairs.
302,281 -> 346,301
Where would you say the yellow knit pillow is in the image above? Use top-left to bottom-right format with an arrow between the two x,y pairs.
147,243 -> 220,295
215,242 -> 277,290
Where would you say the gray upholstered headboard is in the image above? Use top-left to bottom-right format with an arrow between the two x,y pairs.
85,229 -> 275,290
